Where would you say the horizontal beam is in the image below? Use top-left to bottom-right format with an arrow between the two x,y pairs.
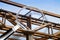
0,9 -> 60,25
0,24 -> 59,39
32,23 -> 51,31
0,9 -> 60,30
1,0 -> 60,18
17,29 -> 60,39
8,38 -> 17,40
54,31 -> 60,36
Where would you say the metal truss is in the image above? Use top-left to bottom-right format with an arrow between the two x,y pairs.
0,0 -> 60,40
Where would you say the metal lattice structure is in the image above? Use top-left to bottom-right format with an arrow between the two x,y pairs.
0,0 -> 60,40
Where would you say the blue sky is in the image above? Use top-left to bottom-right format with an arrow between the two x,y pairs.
0,0 -> 60,14
0,0 -> 60,40
10,0 -> 60,14
0,0 -> 60,23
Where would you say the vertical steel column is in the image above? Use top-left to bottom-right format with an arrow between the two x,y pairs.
26,34 -> 33,40
26,15 -> 33,40
51,27 -> 53,35
27,15 -> 31,29
2,12 -> 6,24
48,26 -> 50,34
4,12 -> 6,25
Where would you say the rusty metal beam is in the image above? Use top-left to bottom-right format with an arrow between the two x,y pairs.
54,31 -> 60,36
0,23 -> 60,39
0,24 -> 59,39
27,15 -> 31,29
0,8 -> 58,37
0,0 -> 60,18
32,23 -> 51,31
17,29 -> 60,39
0,9 -> 60,30
0,9 -> 60,25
